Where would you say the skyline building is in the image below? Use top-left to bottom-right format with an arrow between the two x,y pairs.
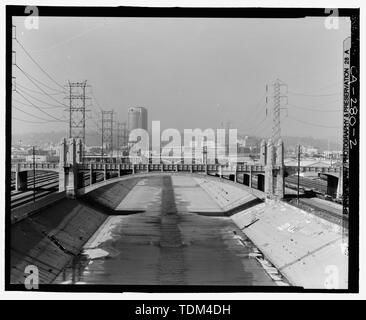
128,107 -> 148,132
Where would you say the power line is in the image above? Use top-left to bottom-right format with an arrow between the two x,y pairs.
14,87 -> 65,109
90,89 -> 104,112
242,93 -> 267,128
287,97 -> 342,108
250,116 -> 271,137
16,65 -> 65,93
16,90 -> 66,122
288,90 -> 341,97
288,103 -> 342,113
13,104 -> 66,122
12,116 -> 57,124
16,64 -> 68,107
16,82 -> 64,96
287,115 -> 341,129
15,38 -> 65,90
87,113 -> 102,132
13,96 -> 63,110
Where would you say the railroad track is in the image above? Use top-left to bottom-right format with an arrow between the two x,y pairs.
11,172 -> 58,190
285,176 -> 327,194
11,172 -> 59,209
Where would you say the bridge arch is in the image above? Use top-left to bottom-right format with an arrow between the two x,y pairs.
76,171 -> 265,199
11,168 -> 59,192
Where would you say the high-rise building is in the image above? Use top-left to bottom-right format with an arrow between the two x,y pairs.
128,107 -> 148,132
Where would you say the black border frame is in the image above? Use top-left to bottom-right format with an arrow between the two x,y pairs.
5,5 -> 360,294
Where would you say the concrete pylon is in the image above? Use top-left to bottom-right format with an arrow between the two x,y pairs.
275,139 -> 285,200
76,138 -> 83,164
15,163 -> 27,191
58,138 -> 67,192
67,138 -> 76,164
260,139 -> 267,165
59,138 -> 79,198
265,138 -> 274,200
59,138 -> 67,166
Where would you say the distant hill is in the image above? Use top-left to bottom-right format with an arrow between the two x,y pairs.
12,130 -> 103,147
12,130 -> 341,152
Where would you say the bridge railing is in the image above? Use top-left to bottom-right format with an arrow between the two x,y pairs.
286,166 -> 341,173
11,162 -> 59,171
11,161 -> 340,174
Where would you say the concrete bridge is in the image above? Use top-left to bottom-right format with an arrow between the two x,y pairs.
11,138 -> 342,200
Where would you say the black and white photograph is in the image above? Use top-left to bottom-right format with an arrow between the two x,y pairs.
1,1 -> 363,302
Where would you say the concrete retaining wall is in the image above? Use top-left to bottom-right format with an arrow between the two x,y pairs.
194,177 -> 263,213
11,191 -> 66,224
196,178 -> 348,289
11,198 -> 107,284
10,179 -> 141,285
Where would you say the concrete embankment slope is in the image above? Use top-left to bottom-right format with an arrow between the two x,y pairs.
195,177 -> 348,289
10,178 -> 140,284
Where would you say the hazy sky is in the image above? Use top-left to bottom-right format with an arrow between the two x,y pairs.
12,16 -> 350,141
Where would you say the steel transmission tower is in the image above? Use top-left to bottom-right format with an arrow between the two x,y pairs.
67,81 -> 90,148
266,79 -> 287,143
101,110 -> 114,158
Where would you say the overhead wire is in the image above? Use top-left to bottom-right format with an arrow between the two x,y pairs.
15,38 -> 65,90
287,115 -> 341,129
16,90 -> 66,122
16,64 -> 68,107
14,87 -> 65,110
12,104 -> 66,123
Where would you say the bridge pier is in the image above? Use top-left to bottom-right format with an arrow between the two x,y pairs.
275,139 -> 285,200
15,164 -> 27,191
243,173 -> 251,187
249,167 -> 253,188
265,139 -> 274,199
260,139 -> 267,165
59,138 -> 79,198
257,174 -> 265,191
76,138 -> 83,163
66,138 -> 78,198
58,138 -> 67,192
89,166 -> 94,185
263,138 -> 285,201
104,164 -> 107,181
325,174 -> 340,199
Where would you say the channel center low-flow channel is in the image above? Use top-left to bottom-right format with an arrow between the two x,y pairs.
53,175 -> 276,286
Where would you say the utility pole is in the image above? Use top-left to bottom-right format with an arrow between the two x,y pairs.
32,146 -> 36,203
101,110 -> 113,161
12,25 -> 16,91
297,144 -> 301,205
266,79 -> 288,143
66,81 -> 90,158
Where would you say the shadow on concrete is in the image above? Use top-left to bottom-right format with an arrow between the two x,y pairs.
192,198 -> 263,218
78,197 -> 145,216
